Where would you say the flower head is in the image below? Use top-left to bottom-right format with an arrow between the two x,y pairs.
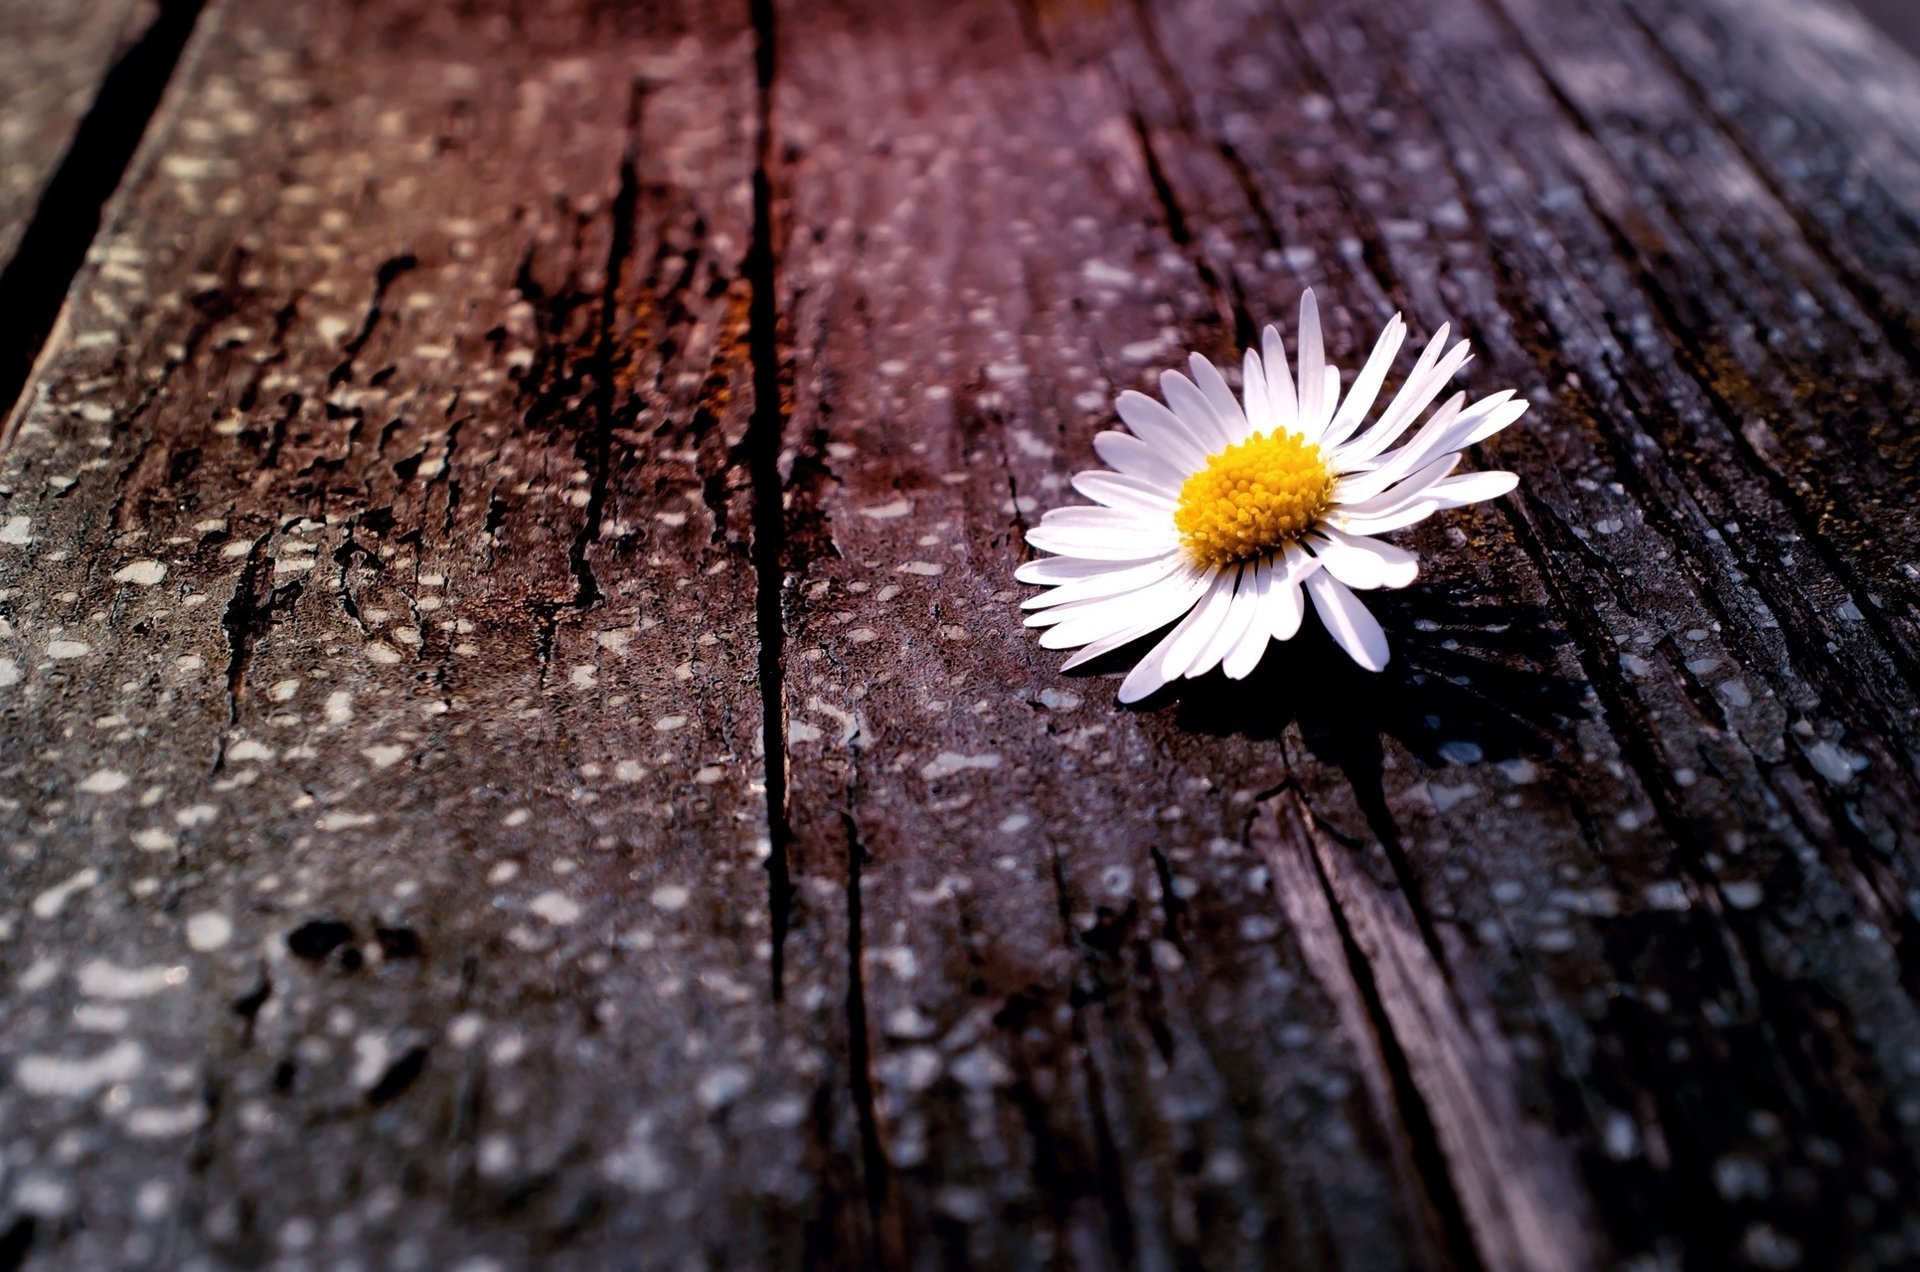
1018,290 -> 1527,703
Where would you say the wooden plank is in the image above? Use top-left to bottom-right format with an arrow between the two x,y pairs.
768,0 -> 1920,1266
0,0 -> 202,419
0,0 -> 153,268
1103,0 -> 1920,1264
0,2 -> 832,1267
0,0 -> 1918,1267
767,4 -> 1455,1265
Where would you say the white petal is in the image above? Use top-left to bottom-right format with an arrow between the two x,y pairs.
1461,396 -> 1529,446
1059,617 -> 1161,671
1184,566 -> 1263,679
1116,572 -> 1233,703
1160,370 -> 1235,453
1262,545 -> 1317,642
1294,290 -> 1329,440
1221,558 -> 1275,679
1189,353 -> 1249,443
1144,568 -> 1236,687
1117,391 -> 1211,470
1319,313 -> 1406,450
1305,571 -> 1389,671
1332,330 -> 1470,468
1337,454 -> 1461,520
1311,528 -> 1419,590
1329,502 -> 1442,536
1334,391 -> 1470,505
1264,576 -> 1307,643
1070,470 -> 1177,511
1022,552 -> 1187,611
1016,553 -> 1163,585
1039,565 -> 1211,649
1025,523 -> 1178,560
1094,430 -> 1194,490
1037,505 -> 1166,533
1157,568 -> 1240,683
1262,324 -> 1299,435
1425,470 -> 1519,509
1240,348 -> 1272,441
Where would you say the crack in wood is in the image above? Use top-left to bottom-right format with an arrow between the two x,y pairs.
749,0 -> 798,1003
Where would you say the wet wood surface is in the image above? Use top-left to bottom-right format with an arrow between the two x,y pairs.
1,0 -> 1918,1268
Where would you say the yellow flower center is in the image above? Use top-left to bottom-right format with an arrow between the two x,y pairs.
1174,429 -> 1334,569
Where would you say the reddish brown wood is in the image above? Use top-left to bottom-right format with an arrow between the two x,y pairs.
1,0 -> 1919,1268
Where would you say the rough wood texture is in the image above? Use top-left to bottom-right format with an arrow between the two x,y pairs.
0,0 -> 151,269
1,0 -> 1918,1268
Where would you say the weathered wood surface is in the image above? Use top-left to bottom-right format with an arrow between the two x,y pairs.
0,0 -> 153,272
1,0 -> 1918,1268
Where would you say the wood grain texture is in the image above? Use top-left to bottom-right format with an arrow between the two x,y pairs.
1,0 -> 1918,1268
0,0 -> 153,269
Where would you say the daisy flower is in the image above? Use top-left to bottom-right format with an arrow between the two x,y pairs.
1017,290 -> 1528,703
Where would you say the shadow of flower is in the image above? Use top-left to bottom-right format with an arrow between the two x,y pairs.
1067,586 -> 1590,841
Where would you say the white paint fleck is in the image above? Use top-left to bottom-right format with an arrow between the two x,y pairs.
696,1065 -> 749,1110
569,664 -> 597,688
529,891 -> 581,925
270,679 -> 300,701
1643,881 -> 1690,912
920,752 -> 1002,781
0,658 -> 19,687
650,885 -> 690,912
896,561 -> 945,576
447,1014 -> 485,1048
325,691 -> 353,723
366,642 -> 403,665
17,958 -> 61,992
477,1135 -> 516,1178
47,639 -> 93,659
362,744 -> 406,769
353,1034 -> 392,1090
12,1174 -> 74,1217
132,828 -> 177,852
32,868 -> 100,918
859,498 -> 913,520
602,1124 -> 669,1193
653,715 -> 688,732
78,959 -> 187,999
112,560 -> 168,586
227,739 -> 273,763
1803,739 -> 1864,785
316,811 -> 376,831
1080,259 -> 1136,288
175,803 -> 218,827
0,515 -> 31,545
78,769 -> 130,794
15,1040 -> 145,1097
998,813 -> 1031,834
186,912 -> 233,951
125,1104 -> 207,1138
502,808 -> 531,828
